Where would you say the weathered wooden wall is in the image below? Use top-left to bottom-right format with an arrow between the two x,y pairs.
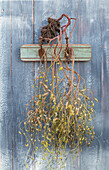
0,0 -> 109,169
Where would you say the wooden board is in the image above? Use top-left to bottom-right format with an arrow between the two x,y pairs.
20,44 -> 91,61
1,0 -> 109,169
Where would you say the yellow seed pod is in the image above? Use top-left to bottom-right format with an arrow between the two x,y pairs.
26,164 -> 28,168
39,110 -> 41,114
39,76 -> 44,78
79,141 -> 82,145
51,94 -> 53,100
69,105 -> 72,110
59,67 -> 63,71
71,111 -> 74,116
63,136 -> 65,141
64,122 -> 66,125
19,131 -> 21,135
78,116 -> 82,119
94,98 -> 98,102
25,143 -> 29,147
39,94 -> 41,100
31,156 -> 34,160
24,122 -> 26,125
82,137 -> 84,140
90,108 -> 93,112
86,126 -> 88,129
55,107 -> 58,112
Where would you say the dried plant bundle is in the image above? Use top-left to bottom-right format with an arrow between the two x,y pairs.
19,14 -> 97,169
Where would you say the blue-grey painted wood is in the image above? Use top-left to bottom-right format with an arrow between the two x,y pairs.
0,0 -> 109,170
10,1 -> 34,169
0,1 -> 13,170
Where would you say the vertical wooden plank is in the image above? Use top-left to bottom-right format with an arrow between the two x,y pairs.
32,1 -> 36,169
76,1 -> 102,170
32,0 -> 35,100
10,1 -> 34,169
10,1 -> 14,169
0,1 -> 13,170
101,1 -> 109,169
77,1 -> 109,170
76,1 -> 93,169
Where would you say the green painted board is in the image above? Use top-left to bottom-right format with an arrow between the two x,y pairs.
20,44 -> 91,61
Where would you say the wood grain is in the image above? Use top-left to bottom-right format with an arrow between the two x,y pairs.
0,1 -> 13,170
0,0 -> 109,170
11,1 -> 34,169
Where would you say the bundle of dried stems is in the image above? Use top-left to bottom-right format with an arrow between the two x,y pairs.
19,14 -> 97,169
